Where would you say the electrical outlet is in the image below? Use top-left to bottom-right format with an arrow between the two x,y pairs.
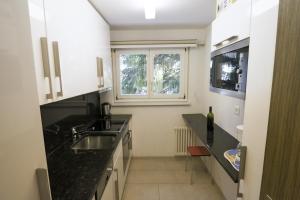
234,105 -> 240,115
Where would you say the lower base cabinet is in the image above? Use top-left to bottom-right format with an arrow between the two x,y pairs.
101,139 -> 124,200
101,175 -> 114,200
113,139 -> 124,200
100,122 -> 133,200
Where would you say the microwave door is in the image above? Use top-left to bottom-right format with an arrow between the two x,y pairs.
211,53 -> 239,91
210,38 -> 249,99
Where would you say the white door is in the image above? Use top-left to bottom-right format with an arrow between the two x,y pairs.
0,0 -> 49,199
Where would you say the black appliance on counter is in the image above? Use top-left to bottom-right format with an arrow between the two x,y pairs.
210,38 -> 249,99
101,102 -> 112,130
101,102 -> 111,116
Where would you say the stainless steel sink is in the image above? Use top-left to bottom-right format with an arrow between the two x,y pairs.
71,135 -> 116,150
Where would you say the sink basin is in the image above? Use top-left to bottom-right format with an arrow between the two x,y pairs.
72,135 -> 116,150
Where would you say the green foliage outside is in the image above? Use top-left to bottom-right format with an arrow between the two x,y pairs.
153,54 -> 180,94
120,54 -> 181,95
120,54 -> 147,95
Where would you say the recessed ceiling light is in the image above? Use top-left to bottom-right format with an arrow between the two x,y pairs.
144,0 -> 156,19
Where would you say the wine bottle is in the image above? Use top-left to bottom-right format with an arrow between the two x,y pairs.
207,106 -> 214,131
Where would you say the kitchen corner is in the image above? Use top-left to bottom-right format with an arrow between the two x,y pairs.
40,92 -> 132,200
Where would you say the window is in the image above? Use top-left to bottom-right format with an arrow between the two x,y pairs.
114,49 -> 188,104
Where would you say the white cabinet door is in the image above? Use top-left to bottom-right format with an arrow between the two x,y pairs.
116,148 -> 124,200
101,175 -> 114,200
100,21 -> 113,91
113,139 -> 125,200
30,0 -> 112,104
211,0 -> 251,51
43,0 -> 98,101
91,8 -> 112,92
28,0 -> 55,105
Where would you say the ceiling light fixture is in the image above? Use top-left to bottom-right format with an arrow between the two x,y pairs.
144,0 -> 156,19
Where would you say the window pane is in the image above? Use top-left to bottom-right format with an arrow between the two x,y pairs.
153,54 -> 181,95
120,54 -> 147,95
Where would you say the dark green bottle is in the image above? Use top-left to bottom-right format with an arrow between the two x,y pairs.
207,106 -> 214,131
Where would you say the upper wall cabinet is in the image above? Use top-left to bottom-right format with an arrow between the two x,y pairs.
28,0 -> 51,104
211,0 -> 251,51
29,0 -> 112,105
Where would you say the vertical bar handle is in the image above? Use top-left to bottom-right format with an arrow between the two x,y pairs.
97,57 -> 104,88
36,168 -> 52,200
40,37 -> 53,99
114,169 -> 119,200
52,41 -> 63,97
239,146 -> 247,179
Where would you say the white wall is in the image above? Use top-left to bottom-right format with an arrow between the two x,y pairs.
200,26 -> 245,139
200,25 -> 238,200
103,28 -> 207,157
242,0 -> 279,199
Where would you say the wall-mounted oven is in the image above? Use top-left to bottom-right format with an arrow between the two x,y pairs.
210,38 -> 250,99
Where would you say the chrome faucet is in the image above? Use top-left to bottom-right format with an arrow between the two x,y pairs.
71,124 -> 87,141
72,127 -> 79,141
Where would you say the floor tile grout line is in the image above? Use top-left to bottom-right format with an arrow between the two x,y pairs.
125,158 -> 224,200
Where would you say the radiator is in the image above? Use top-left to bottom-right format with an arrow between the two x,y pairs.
174,127 -> 199,156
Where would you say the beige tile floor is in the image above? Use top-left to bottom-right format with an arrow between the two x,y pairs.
122,157 -> 225,200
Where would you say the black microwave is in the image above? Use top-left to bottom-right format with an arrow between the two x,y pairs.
210,38 -> 250,99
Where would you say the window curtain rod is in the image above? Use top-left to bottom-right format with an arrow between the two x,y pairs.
110,39 -> 203,49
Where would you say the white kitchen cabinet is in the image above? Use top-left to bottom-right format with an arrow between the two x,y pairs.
98,17 -> 113,91
211,0 -> 252,51
29,0 -> 112,104
43,0 -> 111,101
28,0 -> 55,104
101,175 -> 114,200
112,139 -> 125,200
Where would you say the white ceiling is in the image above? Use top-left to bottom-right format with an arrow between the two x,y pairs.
90,0 -> 216,29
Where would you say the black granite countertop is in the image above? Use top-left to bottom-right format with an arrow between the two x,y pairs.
46,114 -> 132,200
182,114 -> 239,183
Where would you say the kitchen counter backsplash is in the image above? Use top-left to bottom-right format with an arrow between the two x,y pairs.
40,91 -> 101,157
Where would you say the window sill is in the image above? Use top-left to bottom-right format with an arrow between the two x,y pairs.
112,99 -> 190,106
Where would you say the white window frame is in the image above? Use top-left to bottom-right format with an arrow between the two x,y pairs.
112,48 -> 189,106
149,49 -> 186,99
115,49 -> 150,99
